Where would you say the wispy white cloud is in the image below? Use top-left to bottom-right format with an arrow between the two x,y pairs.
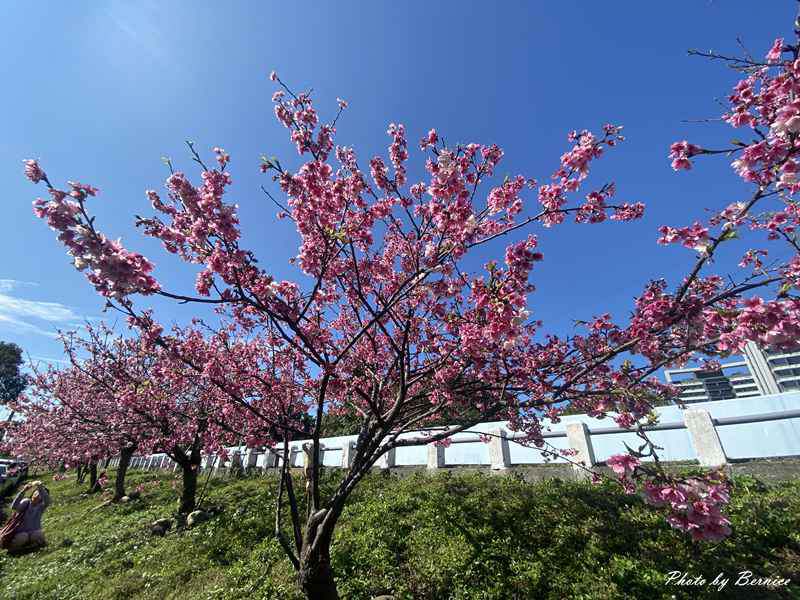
0,279 -> 86,338
0,279 -> 37,293
100,2 -> 170,66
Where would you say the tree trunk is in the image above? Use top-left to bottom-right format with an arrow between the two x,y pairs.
299,544 -> 339,600
179,462 -> 198,514
103,456 -> 111,469
298,510 -> 341,600
88,462 -> 99,493
76,464 -> 84,484
113,446 -> 135,501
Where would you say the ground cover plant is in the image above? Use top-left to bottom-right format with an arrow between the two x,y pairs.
1,470 -> 798,599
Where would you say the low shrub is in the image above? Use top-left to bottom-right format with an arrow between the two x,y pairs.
0,469 -> 797,599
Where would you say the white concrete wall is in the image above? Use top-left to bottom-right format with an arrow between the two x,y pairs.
129,392 -> 800,470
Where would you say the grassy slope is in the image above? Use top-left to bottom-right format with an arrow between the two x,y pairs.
0,468 -> 798,600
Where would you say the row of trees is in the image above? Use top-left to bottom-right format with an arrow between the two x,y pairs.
8,15 -> 800,599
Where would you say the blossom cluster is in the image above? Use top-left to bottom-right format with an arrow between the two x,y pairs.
27,164 -> 159,299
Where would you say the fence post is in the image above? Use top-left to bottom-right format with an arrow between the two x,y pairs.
204,454 -> 216,473
488,429 -> 511,471
427,443 -> 445,470
264,449 -> 278,470
230,451 -> 243,477
213,455 -> 222,476
244,449 -> 259,472
288,446 -> 300,469
684,409 -> 727,467
376,446 -> 396,470
341,440 -> 355,469
565,422 -> 596,477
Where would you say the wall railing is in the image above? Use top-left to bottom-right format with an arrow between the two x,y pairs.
113,406 -> 800,476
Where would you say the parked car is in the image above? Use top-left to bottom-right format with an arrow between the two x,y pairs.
0,459 -> 23,494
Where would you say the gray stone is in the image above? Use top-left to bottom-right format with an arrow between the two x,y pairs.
150,525 -> 165,537
119,496 -> 130,503
152,518 -> 173,532
187,510 -> 210,527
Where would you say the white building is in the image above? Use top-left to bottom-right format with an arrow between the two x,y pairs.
664,341 -> 800,403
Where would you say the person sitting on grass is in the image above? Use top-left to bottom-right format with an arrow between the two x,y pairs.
5,481 -> 50,552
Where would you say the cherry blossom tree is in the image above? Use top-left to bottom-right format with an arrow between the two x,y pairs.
62,323 -> 246,512
22,16 -> 800,597
7,366 -> 116,492
5,323 -> 247,510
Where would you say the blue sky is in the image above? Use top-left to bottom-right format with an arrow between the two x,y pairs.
1,1 -> 795,369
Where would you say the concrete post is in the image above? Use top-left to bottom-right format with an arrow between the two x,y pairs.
488,429 -> 511,471
204,454 -> 216,473
244,449 -> 259,472
341,440 -> 355,469
565,422 -> 596,477
230,451 -> 243,477
427,443 -> 445,470
264,449 -> 278,469
684,409 -> 727,467
376,446 -> 396,470
213,455 -> 226,477
286,446 -> 300,469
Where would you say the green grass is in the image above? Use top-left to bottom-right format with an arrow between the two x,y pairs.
0,468 -> 799,599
